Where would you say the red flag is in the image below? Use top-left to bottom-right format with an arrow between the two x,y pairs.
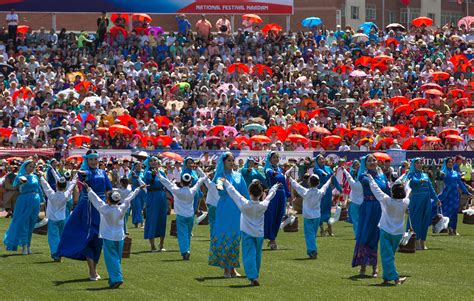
400,0 -> 410,5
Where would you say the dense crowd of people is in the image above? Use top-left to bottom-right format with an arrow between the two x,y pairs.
0,11 -> 472,157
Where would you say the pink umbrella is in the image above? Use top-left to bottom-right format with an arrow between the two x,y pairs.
350,70 -> 367,77
458,16 -> 474,30
216,83 -> 235,94
149,26 -> 164,37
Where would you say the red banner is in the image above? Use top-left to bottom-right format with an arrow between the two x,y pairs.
0,148 -> 55,159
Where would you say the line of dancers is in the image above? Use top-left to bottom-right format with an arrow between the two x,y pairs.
2,150 -> 472,287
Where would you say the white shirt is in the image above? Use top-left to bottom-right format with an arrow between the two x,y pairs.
343,169 -> 363,205
40,176 -> 77,221
88,187 -> 141,241
224,181 -> 278,237
203,177 -> 219,207
368,177 -> 410,235
158,174 -> 205,218
289,177 -> 331,219
6,13 -> 18,26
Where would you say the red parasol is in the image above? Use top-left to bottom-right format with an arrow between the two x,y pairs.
242,14 -> 263,23
449,54 -> 469,67
447,89 -> 467,98
420,83 -> 442,91
132,13 -> 152,23
0,128 -> 12,137
412,17 -> 433,27
439,128 -> 460,137
262,23 -> 283,35
68,135 -> 91,147
415,108 -> 437,117
431,71 -> 450,81
357,138 -> 373,147
154,116 -> 172,128
252,64 -> 273,76
266,126 -> 287,142
394,104 -> 412,115
351,127 -> 373,137
235,136 -> 250,146
355,56 -> 373,67
333,128 -> 350,137
373,54 -> 394,64
160,152 -> 184,162
110,26 -> 128,39
117,114 -> 138,129
75,81 -> 96,92
402,137 -> 422,150
250,135 -> 272,144
372,152 -> 393,161
423,136 -> 442,144
469,126 -> 474,136
380,126 -> 401,135
386,38 -> 399,47
395,124 -> 412,138
156,135 -> 173,146
66,155 -> 84,163
409,97 -> 428,108
286,134 -> 309,144
389,96 -> 409,106
445,134 -> 464,142
410,116 -> 427,127
310,126 -> 331,136
454,98 -> 472,107
95,127 -> 109,135
288,123 -> 309,135
424,89 -> 444,97
227,63 -> 250,74
361,99 -> 384,107
322,135 -> 342,146
109,125 -> 133,136
458,108 -> 474,115
17,25 -> 29,35
333,65 -> 352,74
111,13 -> 129,25
376,138 -> 394,150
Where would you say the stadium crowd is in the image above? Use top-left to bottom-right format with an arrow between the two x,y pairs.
0,11 -> 472,158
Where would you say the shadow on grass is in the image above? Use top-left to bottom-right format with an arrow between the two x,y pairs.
293,258 -> 312,261
33,260 -> 56,264
161,259 -> 185,262
1,253 -> 23,258
86,287 -> 114,291
195,275 -> 245,282
346,275 -> 375,281
229,284 -> 254,288
131,250 -> 179,255
54,278 -> 91,286
262,248 -> 293,252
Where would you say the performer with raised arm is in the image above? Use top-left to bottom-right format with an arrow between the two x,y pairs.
222,177 -> 279,286
342,160 -> 363,238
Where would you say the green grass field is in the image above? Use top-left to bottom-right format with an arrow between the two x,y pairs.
0,215 -> 473,300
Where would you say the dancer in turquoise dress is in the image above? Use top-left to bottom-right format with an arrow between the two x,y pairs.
313,154 -> 342,236
405,158 -> 440,250
352,154 -> 391,277
241,158 -> 266,187
3,160 -> 44,255
143,156 -> 168,251
182,157 -> 202,213
128,162 -> 146,228
208,152 -> 249,278
263,151 -> 290,250
438,157 -> 471,236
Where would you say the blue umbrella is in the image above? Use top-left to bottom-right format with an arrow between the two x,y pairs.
359,22 -> 378,34
302,17 -> 322,28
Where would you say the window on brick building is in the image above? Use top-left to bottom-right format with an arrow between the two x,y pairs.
389,11 -> 398,23
351,6 -> 359,20
366,4 -> 376,21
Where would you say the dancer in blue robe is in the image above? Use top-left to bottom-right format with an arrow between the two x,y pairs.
352,154 -> 391,277
263,151 -> 290,250
3,160 -> 44,255
181,157 -> 203,213
56,150 -> 112,281
208,152 -> 249,278
438,157 -> 471,236
128,162 -> 146,228
241,158 -> 266,187
143,156 -> 168,252
405,158 -> 440,250
313,154 -> 342,236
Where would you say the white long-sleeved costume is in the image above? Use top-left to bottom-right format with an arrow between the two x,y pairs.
157,173 -> 206,217
88,187 -> 141,241
368,177 -> 411,236
289,177 -> 332,219
223,181 -> 278,238
40,175 -> 77,221
343,169 -> 364,205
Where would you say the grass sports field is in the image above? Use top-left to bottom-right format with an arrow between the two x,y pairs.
0,215 -> 473,300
